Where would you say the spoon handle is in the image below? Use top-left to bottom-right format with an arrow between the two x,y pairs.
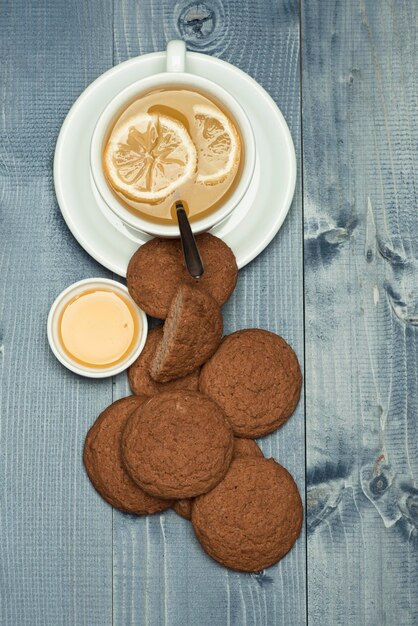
175,202 -> 204,279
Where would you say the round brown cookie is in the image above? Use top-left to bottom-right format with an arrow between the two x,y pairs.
192,458 -> 303,572
172,437 -> 264,521
127,234 -> 238,319
83,396 -> 172,515
199,329 -> 302,438
128,326 -> 199,396
122,390 -> 234,499
150,284 -> 223,383
173,499 -> 193,520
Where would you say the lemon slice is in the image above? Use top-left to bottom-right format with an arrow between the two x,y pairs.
104,113 -> 197,203
193,104 -> 241,185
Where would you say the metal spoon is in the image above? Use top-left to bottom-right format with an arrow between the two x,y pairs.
175,201 -> 204,279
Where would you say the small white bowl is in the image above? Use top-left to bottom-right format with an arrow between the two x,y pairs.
47,278 -> 148,378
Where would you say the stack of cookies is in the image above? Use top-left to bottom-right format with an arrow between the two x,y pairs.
83,234 -> 303,573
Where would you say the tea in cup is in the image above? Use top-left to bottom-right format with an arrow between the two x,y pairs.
103,86 -> 242,225
91,41 -> 255,237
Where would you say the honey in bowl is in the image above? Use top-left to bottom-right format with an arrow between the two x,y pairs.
59,289 -> 140,368
103,88 -> 243,224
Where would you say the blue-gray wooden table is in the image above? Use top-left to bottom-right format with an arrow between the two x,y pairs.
1,1 -> 417,624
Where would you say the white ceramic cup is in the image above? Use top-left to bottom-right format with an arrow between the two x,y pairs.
90,40 -> 256,237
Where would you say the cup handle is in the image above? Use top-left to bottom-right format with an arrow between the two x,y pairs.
166,40 -> 186,73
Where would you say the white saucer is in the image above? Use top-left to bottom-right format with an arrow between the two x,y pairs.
54,52 -> 296,276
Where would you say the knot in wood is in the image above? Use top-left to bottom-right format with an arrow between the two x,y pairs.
250,571 -> 274,586
366,248 -> 373,262
178,3 -> 215,41
406,496 -> 418,522
369,474 -> 388,497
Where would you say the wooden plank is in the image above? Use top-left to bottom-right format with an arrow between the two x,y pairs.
112,1 -> 305,625
0,1 -> 114,625
302,0 -> 418,624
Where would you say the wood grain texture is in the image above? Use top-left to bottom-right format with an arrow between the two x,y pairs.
112,1 -> 305,625
4,0 -> 417,623
302,1 -> 418,624
0,1 -> 114,625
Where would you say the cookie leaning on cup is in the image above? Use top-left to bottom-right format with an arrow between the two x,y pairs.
150,284 -> 223,383
128,326 -> 199,396
127,234 -> 238,319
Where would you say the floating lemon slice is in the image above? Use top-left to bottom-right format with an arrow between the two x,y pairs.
104,113 -> 197,203
193,104 -> 241,185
